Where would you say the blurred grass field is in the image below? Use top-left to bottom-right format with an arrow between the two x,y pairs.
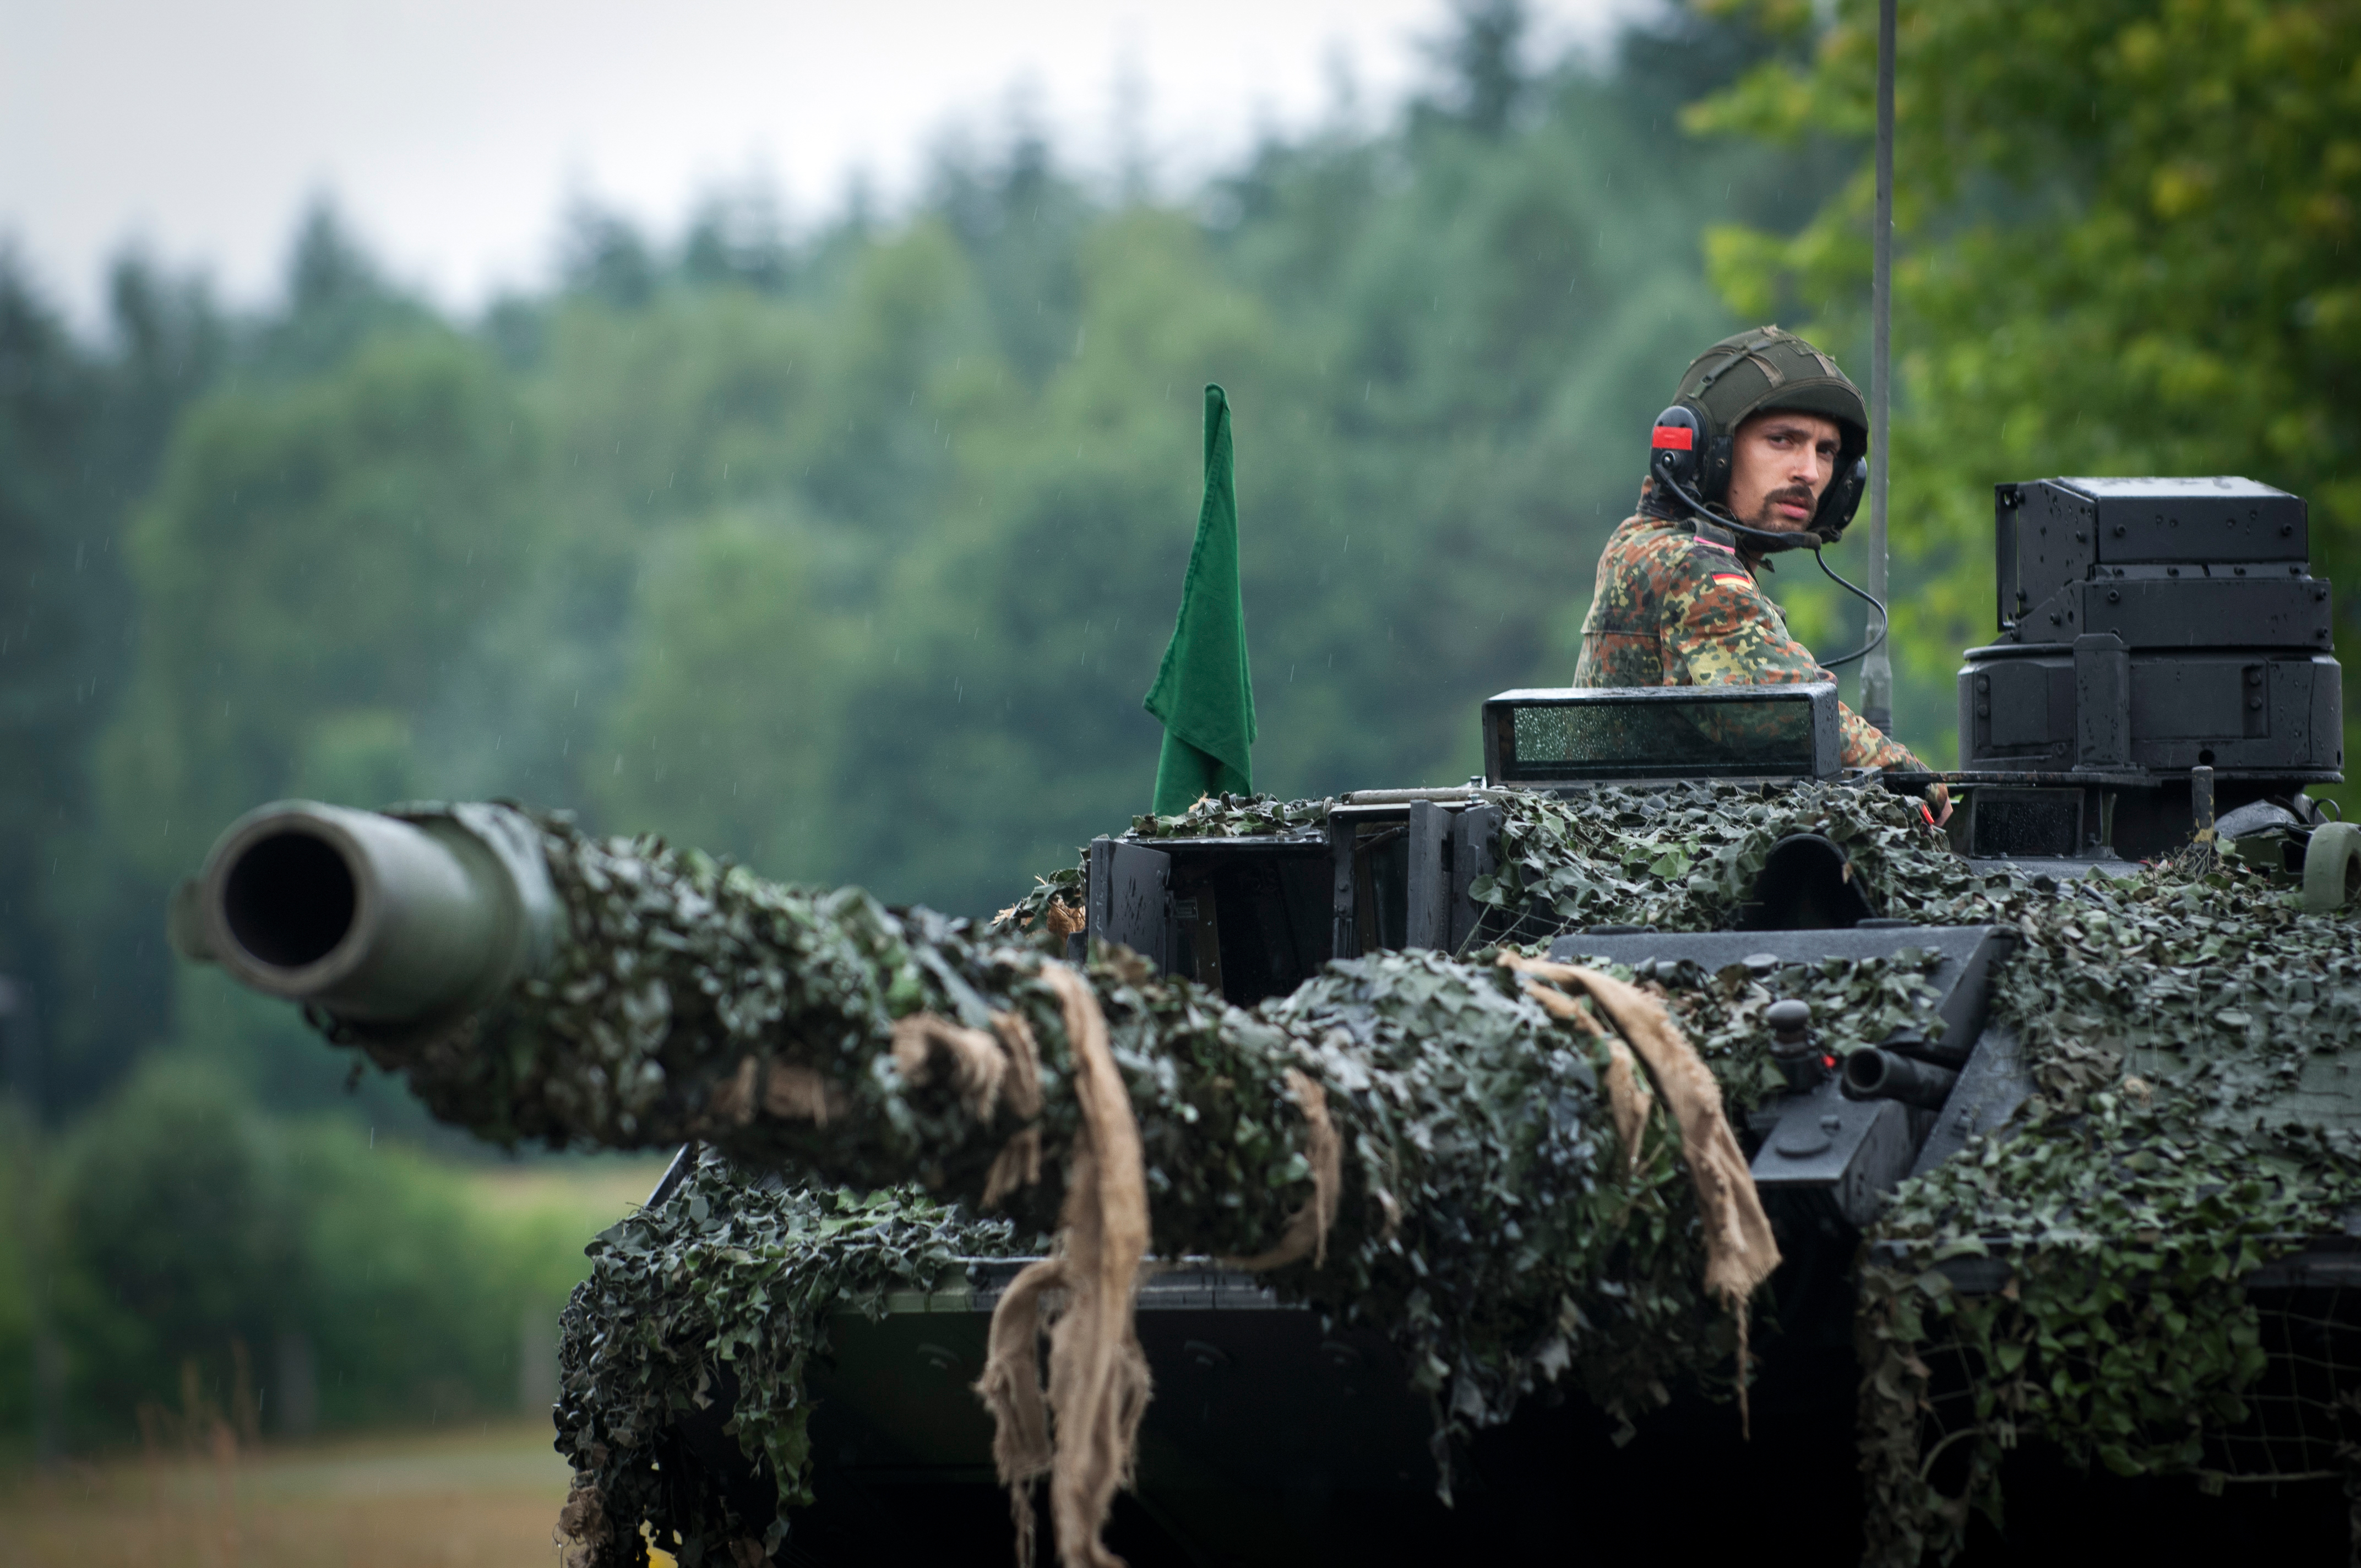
0,1420 -> 574,1568
0,1153 -> 677,1566
463,1156 -> 672,1228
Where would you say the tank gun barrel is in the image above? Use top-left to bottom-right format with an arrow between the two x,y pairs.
168,801 -> 556,1029
159,795 -> 1757,1344
165,800 -> 1537,1267
171,800 -> 1101,1204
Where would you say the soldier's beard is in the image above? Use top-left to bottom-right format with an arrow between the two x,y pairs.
1745,484 -> 1818,533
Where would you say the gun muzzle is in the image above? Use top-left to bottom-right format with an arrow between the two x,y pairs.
1840,1046 -> 1960,1112
169,801 -> 555,1031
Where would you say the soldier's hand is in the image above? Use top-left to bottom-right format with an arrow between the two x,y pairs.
1924,782 -> 1953,830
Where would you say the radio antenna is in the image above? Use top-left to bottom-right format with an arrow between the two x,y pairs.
1862,0 -> 1898,734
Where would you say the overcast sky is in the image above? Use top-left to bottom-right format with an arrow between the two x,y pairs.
1,0 -> 1645,324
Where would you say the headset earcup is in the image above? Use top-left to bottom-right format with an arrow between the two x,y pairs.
1816,455 -> 1869,540
1649,404 -> 1704,494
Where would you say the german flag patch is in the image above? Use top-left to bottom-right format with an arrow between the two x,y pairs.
1709,572 -> 1754,589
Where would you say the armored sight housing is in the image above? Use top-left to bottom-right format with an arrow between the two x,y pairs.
172,478 -> 2361,1566
1956,476 -> 2340,858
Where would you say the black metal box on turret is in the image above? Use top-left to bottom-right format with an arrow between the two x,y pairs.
1956,477 -> 2343,860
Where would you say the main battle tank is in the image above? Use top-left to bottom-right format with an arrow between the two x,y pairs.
170,478 -> 2361,1567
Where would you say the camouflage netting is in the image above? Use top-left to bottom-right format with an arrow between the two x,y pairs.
304,780 -> 2361,1566
550,944 -> 1751,1567
555,1179 -> 1022,1566
1007,784 -> 2361,1562
320,803 -> 1784,1566
1849,848 -> 2361,1565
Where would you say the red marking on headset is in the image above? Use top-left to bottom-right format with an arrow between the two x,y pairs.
1652,424 -> 1695,451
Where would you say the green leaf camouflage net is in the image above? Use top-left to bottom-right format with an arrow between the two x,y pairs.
303,782 -> 2361,1566
556,1178 -> 1022,1565
1852,851 -> 2361,1565
315,808 -> 1742,1564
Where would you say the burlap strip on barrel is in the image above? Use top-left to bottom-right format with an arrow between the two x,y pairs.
973,962 -> 1152,1568
1217,1069 -> 1341,1272
1500,952 -> 1780,1434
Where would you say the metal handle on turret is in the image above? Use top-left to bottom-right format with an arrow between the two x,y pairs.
167,800 -> 557,1031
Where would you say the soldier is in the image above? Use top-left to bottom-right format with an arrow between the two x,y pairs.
1574,326 -> 1951,824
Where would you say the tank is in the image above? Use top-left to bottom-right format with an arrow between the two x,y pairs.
169,477 -> 2361,1567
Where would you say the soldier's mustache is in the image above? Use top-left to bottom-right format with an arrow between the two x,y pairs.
1755,485 -> 1815,522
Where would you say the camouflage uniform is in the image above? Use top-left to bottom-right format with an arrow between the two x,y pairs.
1573,508 -> 1923,772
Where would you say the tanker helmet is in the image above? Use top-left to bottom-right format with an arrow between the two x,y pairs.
1648,325 -> 1870,543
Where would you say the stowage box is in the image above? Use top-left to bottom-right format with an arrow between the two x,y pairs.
1961,478 -> 2341,782
1998,475 -> 2314,644
1959,645 -> 2342,774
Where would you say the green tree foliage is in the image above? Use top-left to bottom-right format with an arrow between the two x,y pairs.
285,1118 -> 580,1430
0,265 -> 111,1055
102,9 -> 1824,924
593,510 -> 862,877
254,203 -> 437,382
1423,0 -> 1533,138
1686,0 -> 2361,780
39,1057 -> 616,1442
842,209 -> 1300,896
46,1058 -> 301,1439
0,1109 -> 34,1458
0,252 -> 222,1110
101,329 -> 538,877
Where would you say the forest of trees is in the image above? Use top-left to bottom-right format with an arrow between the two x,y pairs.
1,0 -> 2352,1448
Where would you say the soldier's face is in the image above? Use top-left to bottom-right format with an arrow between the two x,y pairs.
1727,412 -> 1843,533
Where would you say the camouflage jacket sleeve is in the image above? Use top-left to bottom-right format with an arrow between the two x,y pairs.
1656,538 -> 1922,772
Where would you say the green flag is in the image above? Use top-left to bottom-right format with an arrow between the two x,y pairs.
1143,385 -> 1256,815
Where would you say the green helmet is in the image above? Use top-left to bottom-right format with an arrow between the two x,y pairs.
1651,326 -> 1870,543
